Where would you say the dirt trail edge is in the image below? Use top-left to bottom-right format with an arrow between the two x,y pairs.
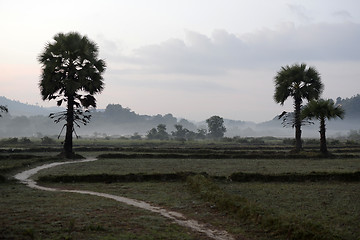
14,158 -> 235,240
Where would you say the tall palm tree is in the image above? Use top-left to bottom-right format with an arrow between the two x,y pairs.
38,32 -> 106,158
302,99 -> 344,154
274,63 -> 323,152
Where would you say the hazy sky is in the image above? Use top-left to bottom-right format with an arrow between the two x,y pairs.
1,0 -> 359,122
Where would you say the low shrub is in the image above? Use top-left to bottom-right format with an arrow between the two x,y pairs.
282,138 -> 295,145
249,138 -> 265,145
1,138 -> 19,144
41,136 -> 56,145
304,139 -> 319,145
20,137 -> 32,144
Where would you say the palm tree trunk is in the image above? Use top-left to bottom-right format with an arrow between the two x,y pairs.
64,95 -> 74,158
294,98 -> 302,152
319,117 -> 327,154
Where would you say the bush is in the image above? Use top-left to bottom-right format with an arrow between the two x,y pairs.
282,138 -> 295,145
221,137 -> 234,142
249,138 -> 265,145
348,130 -> 360,141
236,138 -> 249,144
41,136 -> 56,145
2,138 -> 19,144
328,139 -> 340,145
131,133 -> 142,140
20,137 -> 32,144
305,139 -> 319,145
346,140 -> 359,145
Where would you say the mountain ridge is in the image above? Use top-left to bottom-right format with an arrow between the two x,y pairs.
0,96 -> 62,117
1,95 -> 359,138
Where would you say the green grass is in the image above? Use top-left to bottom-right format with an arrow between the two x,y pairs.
2,140 -> 360,240
0,154 -> 60,180
222,182 -> 360,240
34,157 -> 360,179
39,181 -> 275,240
186,175 -> 356,240
33,156 -> 360,240
0,182 -> 208,240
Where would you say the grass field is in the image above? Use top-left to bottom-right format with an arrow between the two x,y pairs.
1,182 -> 210,240
222,182 -> 360,240
33,157 -> 360,178
1,138 -> 359,240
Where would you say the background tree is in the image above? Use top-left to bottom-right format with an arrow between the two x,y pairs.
196,128 -> 207,139
146,124 -> 169,140
0,105 -> 8,118
146,127 -> 158,140
172,124 -> 189,141
38,32 -> 106,158
156,124 -> 169,140
301,99 -> 345,154
274,63 -> 323,152
206,116 -> 226,139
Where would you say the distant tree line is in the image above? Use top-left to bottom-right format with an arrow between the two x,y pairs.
0,105 -> 196,138
146,115 -> 226,141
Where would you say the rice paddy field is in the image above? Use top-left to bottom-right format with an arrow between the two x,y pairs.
1,138 -> 359,240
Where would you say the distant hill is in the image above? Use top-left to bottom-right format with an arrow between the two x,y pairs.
0,96 -> 62,116
0,94 -> 359,138
256,94 -> 360,137
335,94 -> 360,120
0,99 -> 197,137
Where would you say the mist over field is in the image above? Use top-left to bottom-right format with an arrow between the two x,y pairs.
0,95 -> 359,139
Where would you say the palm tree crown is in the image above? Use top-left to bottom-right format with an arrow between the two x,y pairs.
274,63 -> 323,105
302,99 -> 345,121
38,32 -> 106,108
274,63 -> 323,152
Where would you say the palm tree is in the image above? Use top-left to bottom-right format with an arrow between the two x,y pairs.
274,63 -> 323,152
302,99 -> 344,154
38,32 -> 106,158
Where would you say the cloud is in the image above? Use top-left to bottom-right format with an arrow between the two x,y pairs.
116,22 -> 360,75
287,4 -> 313,23
333,10 -> 352,20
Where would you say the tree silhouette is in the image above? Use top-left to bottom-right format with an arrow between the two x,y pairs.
302,99 -> 344,154
206,115 -> 226,139
157,124 -> 169,140
172,124 -> 189,140
38,32 -> 106,158
146,124 -> 169,140
0,105 -> 8,118
274,63 -> 323,152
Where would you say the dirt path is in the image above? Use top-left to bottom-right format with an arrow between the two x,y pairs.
14,158 -> 235,240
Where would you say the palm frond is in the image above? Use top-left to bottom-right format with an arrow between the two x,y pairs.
301,99 -> 345,121
0,105 -> 9,117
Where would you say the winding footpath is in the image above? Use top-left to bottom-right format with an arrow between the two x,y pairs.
14,158 -> 235,240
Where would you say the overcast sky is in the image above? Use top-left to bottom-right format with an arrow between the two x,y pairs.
1,0 -> 359,122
